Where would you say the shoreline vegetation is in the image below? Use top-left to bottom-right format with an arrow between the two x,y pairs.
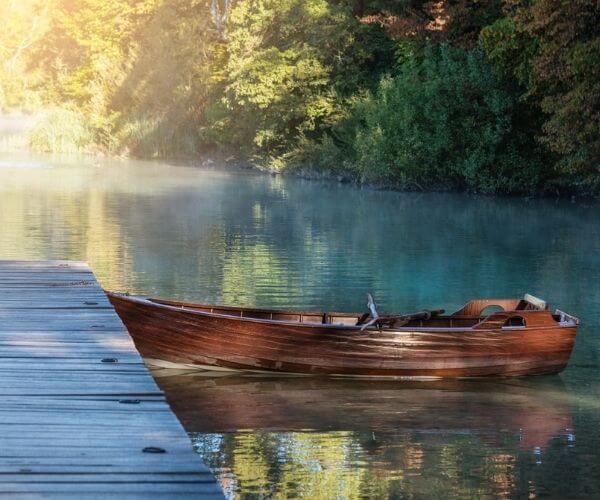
1,1 -> 598,197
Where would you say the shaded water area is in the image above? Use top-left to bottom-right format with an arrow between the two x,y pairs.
0,152 -> 599,498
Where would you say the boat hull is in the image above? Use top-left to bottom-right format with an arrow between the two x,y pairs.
107,294 -> 577,378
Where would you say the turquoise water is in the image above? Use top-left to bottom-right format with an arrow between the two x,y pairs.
1,152 -> 599,498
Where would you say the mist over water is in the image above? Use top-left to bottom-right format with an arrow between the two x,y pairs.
1,152 -> 599,498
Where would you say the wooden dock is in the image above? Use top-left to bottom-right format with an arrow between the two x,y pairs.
0,260 -> 223,498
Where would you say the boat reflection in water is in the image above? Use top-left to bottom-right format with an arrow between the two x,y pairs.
155,372 -> 575,498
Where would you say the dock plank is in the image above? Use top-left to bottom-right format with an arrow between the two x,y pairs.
0,261 -> 222,498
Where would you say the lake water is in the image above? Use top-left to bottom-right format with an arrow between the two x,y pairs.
1,152 -> 599,498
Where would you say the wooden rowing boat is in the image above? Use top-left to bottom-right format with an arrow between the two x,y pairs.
106,292 -> 579,378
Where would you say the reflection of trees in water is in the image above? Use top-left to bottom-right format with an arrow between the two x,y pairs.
84,166 -> 596,315
2,160 -> 596,314
193,423 -> 598,499
116,169 -> 597,320
192,430 -> 541,498
194,431 -> 374,499
0,158 -> 133,289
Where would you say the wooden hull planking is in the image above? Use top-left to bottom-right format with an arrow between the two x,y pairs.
107,293 -> 578,378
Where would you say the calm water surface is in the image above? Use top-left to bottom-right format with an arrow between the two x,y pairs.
1,152 -> 599,498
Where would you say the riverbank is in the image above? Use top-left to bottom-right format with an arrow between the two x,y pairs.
285,163 -> 600,200
0,112 -> 596,199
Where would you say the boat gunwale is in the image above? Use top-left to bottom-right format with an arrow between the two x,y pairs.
106,293 -> 575,333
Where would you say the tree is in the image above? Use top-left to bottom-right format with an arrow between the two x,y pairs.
0,0 -> 51,110
109,0 -> 227,157
221,0 -> 394,167
31,0 -> 159,146
525,0 -> 599,180
491,0 -> 599,185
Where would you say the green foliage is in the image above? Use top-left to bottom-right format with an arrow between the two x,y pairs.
0,0 -> 597,195
27,0 -> 159,151
479,17 -> 537,94
109,0 -> 225,157
310,45 -> 549,193
486,0 -> 600,189
36,1 -> 154,109
0,0 -> 50,111
443,0 -> 504,47
529,0 -> 599,181
334,0 -> 414,17
29,0 -> 224,158
222,0 -> 394,168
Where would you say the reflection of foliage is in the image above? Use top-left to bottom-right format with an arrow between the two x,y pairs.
191,428 -> 599,498
176,375 -> 597,498
1,161 -> 597,314
191,430 -> 533,498
196,431 -> 376,499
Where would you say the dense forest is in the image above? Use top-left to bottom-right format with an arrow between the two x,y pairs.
1,1 -> 598,195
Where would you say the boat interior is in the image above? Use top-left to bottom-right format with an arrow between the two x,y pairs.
148,294 -> 569,329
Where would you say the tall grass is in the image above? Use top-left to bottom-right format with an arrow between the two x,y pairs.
12,108 -> 201,158
27,108 -> 94,154
116,116 -> 201,159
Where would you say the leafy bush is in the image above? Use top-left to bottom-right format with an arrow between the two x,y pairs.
344,45 -> 548,193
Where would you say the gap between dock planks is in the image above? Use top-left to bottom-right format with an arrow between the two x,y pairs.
0,260 -> 223,499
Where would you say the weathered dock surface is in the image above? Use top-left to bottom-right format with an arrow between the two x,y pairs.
0,260 -> 223,498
